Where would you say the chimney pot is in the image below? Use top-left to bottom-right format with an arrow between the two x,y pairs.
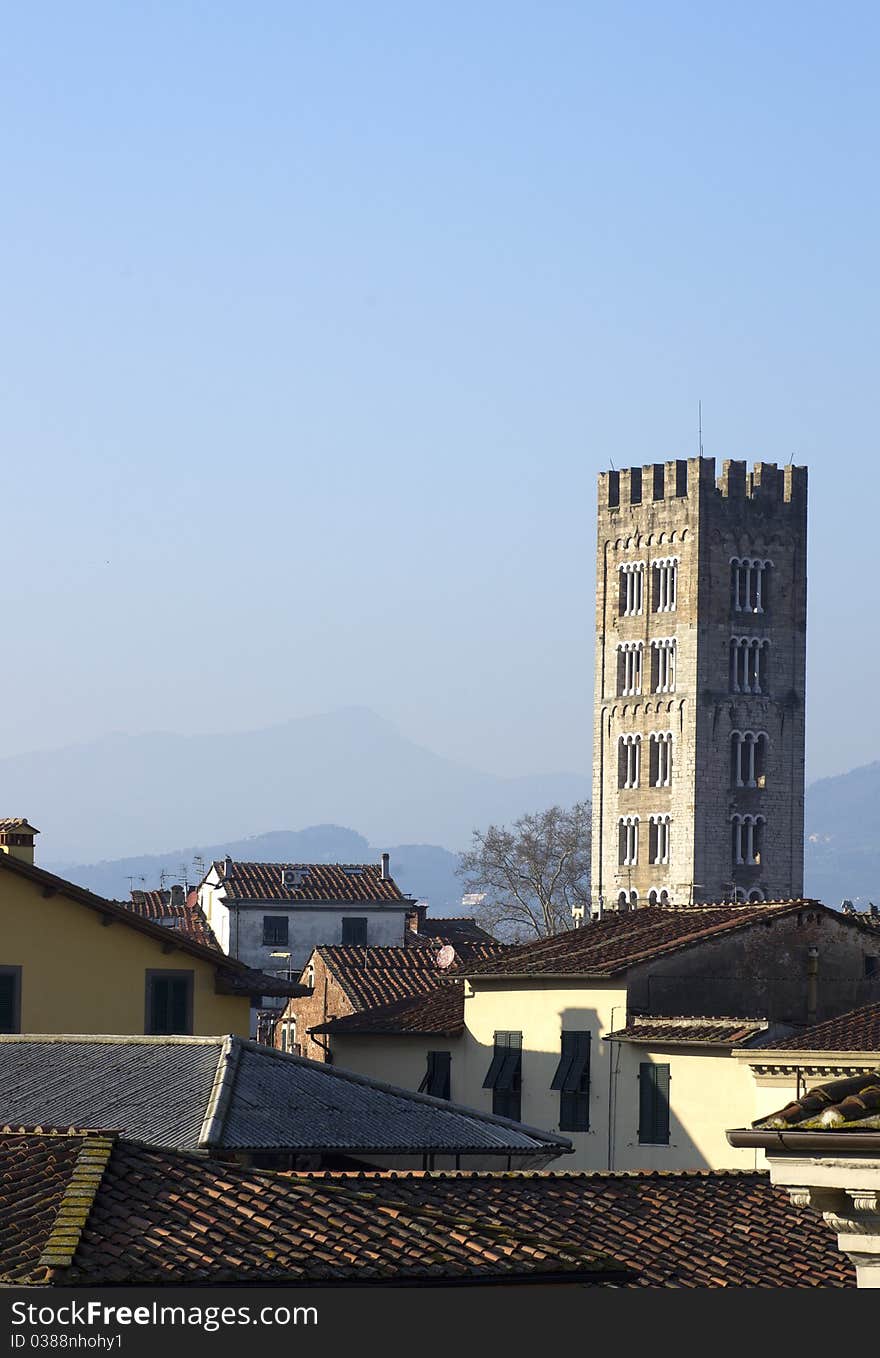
380,852 -> 390,881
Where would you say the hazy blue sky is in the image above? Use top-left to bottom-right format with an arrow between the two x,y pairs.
0,3 -> 876,782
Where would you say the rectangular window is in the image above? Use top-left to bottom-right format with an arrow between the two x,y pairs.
418,1050 -> 452,1100
0,966 -> 21,1034
483,1031 -> 522,1121
145,970 -> 194,1035
551,1030 -> 591,1131
341,917 -> 368,946
638,1062 -> 671,1144
262,915 -> 289,946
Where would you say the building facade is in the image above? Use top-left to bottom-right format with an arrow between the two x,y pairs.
316,900 -> 880,1171
589,456 -> 807,912
197,854 -> 414,1000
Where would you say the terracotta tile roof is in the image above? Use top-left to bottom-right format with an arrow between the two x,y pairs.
0,1133 -> 616,1286
754,1070 -> 880,1133
313,942 -> 511,1011
606,1016 -> 768,1047
126,889 -> 221,951
0,818 -> 39,835
0,1133 -> 82,1282
759,1000 -> 880,1053
314,983 -> 466,1037
0,1134 -> 854,1287
215,860 -> 408,903
464,903 -> 814,978
0,852 -> 293,997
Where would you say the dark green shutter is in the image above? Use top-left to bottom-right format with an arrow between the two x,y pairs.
653,1063 -> 670,1143
0,974 -> 15,1033
557,1032 -> 590,1131
149,975 -> 191,1034
639,1062 -> 671,1144
169,978 -> 188,1032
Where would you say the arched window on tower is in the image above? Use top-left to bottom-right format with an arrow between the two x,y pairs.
731,731 -> 769,788
730,558 -> 773,614
618,734 -> 642,789
649,731 -> 673,786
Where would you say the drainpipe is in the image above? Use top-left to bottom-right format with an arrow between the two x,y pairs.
806,946 -> 819,1026
606,1004 -> 622,1170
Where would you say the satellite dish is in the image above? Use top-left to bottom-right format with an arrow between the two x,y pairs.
436,945 -> 456,970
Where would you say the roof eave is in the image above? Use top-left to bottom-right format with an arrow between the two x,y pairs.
314,1024 -> 464,1038
732,1047 -> 880,1063
727,1127 -> 880,1153
604,1035 -> 750,1048
0,853 -> 255,976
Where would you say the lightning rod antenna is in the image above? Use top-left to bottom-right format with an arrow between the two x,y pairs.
698,400 -> 703,457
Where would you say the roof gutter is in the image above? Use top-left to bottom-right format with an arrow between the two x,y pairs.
727,1127 -> 880,1153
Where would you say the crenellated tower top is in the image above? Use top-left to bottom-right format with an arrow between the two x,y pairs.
598,456 -> 807,515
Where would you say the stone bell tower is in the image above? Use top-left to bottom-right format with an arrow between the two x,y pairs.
587,456 -> 807,913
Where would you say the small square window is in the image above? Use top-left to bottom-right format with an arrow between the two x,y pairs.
342,917 -> 368,946
263,916 -> 289,947
146,970 -> 193,1035
865,955 -> 880,979
0,966 -> 21,1034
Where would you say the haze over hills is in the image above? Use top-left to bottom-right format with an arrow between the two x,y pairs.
51,826 -> 464,912
18,702 -> 879,907
10,705 -> 588,865
803,760 -> 880,906
47,762 -> 880,912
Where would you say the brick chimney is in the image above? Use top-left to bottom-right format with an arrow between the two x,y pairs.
0,819 -> 39,865
405,900 -> 429,934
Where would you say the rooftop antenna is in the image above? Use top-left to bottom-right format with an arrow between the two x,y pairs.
698,401 -> 703,458
126,874 -> 145,894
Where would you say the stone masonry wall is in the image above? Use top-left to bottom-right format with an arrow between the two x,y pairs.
591,456 -> 807,909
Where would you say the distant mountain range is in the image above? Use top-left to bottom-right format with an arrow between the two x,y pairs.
20,703 -> 880,908
804,761 -> 880,906
7,706 -> 588,865
50,825 -> 465,911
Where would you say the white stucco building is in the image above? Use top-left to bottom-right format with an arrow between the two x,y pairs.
198,853 -> 414,1003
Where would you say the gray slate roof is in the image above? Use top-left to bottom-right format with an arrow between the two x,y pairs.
0,1036 -> 570,1160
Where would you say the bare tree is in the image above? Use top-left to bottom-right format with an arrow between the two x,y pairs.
457,803 -> 591,942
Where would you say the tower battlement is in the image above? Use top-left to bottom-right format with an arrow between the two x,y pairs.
599,456 -> 807,513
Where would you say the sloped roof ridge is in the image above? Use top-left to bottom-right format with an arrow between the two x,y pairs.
227,859 -> 384,869
276,1166 -> 770,1181
37,1133 -> 115,1271
198,1036 -> 241,1148
312,983 -> 465,1037
624,1013 -> 767,1024
758,997 -> 880,1052
233,1037 -> 572,1148
464,901 -> 813,978
0,1034 -> 225,1046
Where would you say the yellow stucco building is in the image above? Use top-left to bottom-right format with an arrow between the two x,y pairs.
0,822 -> 282,1037
316,901 -> 880,1172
